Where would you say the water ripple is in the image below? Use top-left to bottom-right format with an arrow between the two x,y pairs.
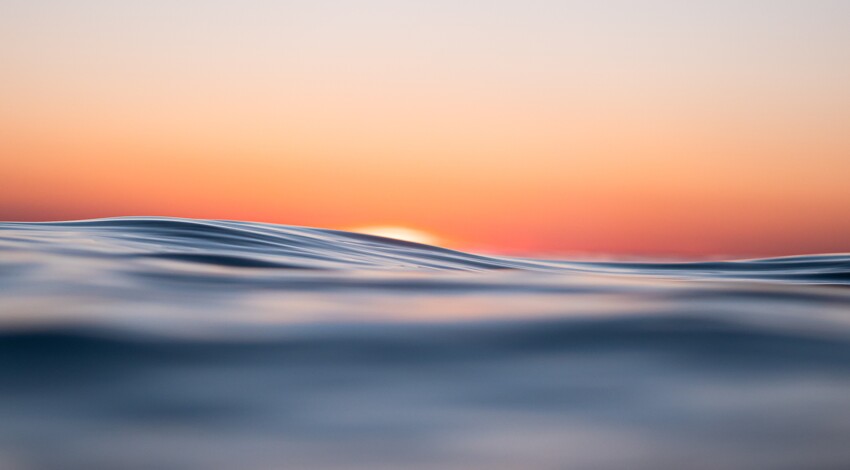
1,217 -> 849,469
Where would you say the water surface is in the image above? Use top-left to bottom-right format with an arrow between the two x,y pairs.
1,217 -> 849,469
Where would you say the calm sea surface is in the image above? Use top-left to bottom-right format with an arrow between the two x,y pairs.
1,217 -> 849,469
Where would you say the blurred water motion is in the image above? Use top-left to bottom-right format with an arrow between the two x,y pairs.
1,217 -> 849,469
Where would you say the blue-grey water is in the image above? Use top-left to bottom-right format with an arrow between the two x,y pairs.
1,217 -> 849,470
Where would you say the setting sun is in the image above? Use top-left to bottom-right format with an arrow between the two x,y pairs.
349,225 -> 440,246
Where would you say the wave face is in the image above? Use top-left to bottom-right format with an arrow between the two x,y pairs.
1,217 -> 849,470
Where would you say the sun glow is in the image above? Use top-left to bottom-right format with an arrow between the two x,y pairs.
349,226 -> 440,246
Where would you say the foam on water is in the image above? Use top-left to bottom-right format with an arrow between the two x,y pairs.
1,217 -> 849,469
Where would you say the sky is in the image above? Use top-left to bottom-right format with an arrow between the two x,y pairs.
2,0 -> 849,256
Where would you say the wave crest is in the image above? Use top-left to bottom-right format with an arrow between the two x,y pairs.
1,217 -> 847,283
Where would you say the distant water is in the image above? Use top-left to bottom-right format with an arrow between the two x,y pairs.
1,217 -> 849,470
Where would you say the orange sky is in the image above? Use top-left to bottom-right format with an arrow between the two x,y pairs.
2,1 -> 849,256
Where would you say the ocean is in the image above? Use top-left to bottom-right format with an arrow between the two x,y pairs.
1,217 -> 849,469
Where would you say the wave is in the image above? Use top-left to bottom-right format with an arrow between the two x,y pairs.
0,217 -> 536,271
2,216 -> 848,281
